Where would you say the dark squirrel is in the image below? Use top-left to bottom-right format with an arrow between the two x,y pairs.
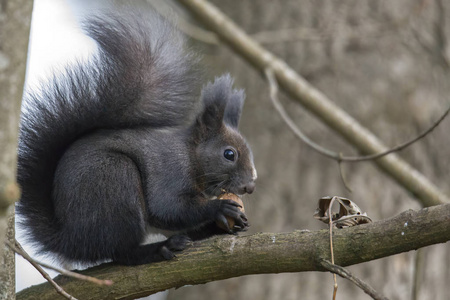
17,9 -> 257,266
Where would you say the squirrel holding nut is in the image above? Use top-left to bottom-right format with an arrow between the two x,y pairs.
17,9 -> 257,266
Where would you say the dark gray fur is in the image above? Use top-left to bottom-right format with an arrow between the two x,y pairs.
17,9 -> 256,265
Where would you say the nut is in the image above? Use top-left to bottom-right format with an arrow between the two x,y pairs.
216,193 -> 245,231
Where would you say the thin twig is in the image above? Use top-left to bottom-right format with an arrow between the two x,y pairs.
33,260 -> 113,286
328,196 -> 338,300
265,67 -> 450,163
265,68 -> 339,158
342,106 -> 450,161
324,197 -> 382,299
412,248 -> 425,300
323,197 -> 385,300
12,239 -> 113,286
337,156 -> 353,193
321,260 -> 389,300
7,240 -> 79,300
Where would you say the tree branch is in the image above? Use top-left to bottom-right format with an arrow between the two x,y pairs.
7,241 -> 79,300
266,67 -> 450,162
176,0 -> 449,207
9,239 -> 112,287
0,0 -> 33,298
17,203 -> 450,300
320,260 -> 389,300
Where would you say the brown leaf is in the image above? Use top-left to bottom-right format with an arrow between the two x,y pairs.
314,196 -> 372,228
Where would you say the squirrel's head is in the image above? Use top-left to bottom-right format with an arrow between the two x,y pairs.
193,75 -> 257,198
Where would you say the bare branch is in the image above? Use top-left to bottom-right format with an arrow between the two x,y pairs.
0,0 -> 33,297
12,239 -> 113,286
17,203 -> 450,300
265,68 -> 450,163
337,159 -> 353,192
320,260 -> 389,300
327,196 -> 338,300
146,0 -> 219,44
7,241 -> 78,300
174,0 -> 449,206
412,248 -> 425,300
264,68 -> 339,159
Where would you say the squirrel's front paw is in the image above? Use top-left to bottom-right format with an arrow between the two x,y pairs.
159,235 -> 191,260
215,199 -> 249,233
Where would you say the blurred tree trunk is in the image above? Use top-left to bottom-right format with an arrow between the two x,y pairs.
169,1 -> 450,300
0,0 -> 33,299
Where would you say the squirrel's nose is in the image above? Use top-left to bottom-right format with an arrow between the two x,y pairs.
243,182 -> 255,194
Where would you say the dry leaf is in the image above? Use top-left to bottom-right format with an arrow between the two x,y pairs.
314,196 -> 372,228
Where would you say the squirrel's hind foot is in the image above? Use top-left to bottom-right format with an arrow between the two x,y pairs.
159,235 -> 192,260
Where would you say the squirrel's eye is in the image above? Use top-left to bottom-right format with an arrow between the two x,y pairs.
223,149 -> 236,161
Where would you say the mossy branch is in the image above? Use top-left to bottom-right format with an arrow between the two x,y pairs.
17,203 -> 450,300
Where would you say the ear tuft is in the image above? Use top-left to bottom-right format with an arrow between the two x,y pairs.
200,74 -> 234,118
198,74 -> 244,133
224,88 -> 245,128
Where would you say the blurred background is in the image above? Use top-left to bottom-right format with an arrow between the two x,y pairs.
18,0 -> 450,299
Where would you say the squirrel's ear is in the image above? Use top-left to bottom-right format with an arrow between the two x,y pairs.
224,89 -> 245,129
197,75 -> 232,133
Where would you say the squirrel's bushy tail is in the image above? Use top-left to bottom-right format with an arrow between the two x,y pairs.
17,9 -> 201,252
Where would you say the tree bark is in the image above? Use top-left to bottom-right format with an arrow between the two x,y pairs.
16,203 -> 450,300
0,0 -> 33,299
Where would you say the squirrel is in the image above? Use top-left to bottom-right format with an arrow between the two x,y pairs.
17,9 -> 257,266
